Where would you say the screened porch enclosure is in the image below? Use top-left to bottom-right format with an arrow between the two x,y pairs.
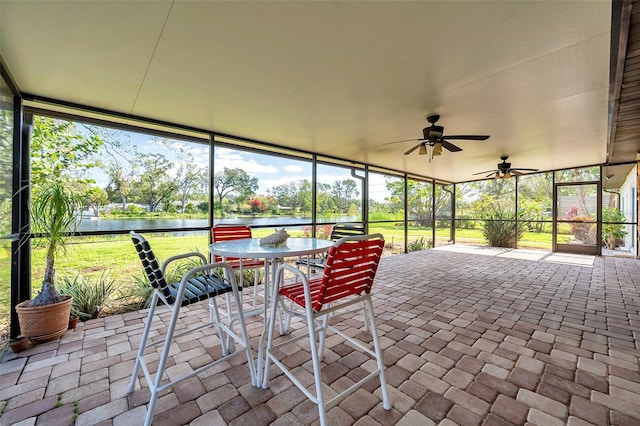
0,108 -> 638,341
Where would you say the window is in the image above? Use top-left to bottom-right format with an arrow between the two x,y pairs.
315,161 -> 363,223
0,74 -> 13,336
518,172 -> 553,250
28,114 -> 211,297
369,170 -> 404,255
213,143 -> 313,236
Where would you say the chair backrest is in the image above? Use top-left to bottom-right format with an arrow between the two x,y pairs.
130,231 -> 175,305
330,223 -> 365,241
314,233 -> 384,312
211,225 -> 253,262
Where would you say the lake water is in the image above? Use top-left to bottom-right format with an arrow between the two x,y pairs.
77,216 -> 359,233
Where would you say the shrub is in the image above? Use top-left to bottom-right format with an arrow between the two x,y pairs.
113,255 -> 204,313
602,207 -> 627,249
301,224 -> 333,239
568,216 -> 596,244
112,253 -> 266,314
481,208 -> 523,248
113,274 -> 154,313
58,271 -> 117,320
408,237 -> 430,251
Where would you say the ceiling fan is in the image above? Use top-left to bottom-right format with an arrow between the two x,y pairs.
473,155 -> 539,179
385,114 -> 490,159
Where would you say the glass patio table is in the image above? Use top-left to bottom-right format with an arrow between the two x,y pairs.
210,237 -> 334,385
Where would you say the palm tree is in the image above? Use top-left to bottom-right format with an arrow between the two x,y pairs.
27,181 -> 79,307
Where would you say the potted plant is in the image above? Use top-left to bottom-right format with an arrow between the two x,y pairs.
15,181 -> 80,343
602,207 -> 627,250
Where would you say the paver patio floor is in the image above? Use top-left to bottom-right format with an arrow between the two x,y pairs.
1,245 -> 639,425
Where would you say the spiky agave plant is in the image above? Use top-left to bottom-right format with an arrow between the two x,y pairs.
28,181 -> 80,307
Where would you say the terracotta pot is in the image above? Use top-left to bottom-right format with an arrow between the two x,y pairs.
68,315 -> 79,330
10,337 -> 32,353
16,296 -> 73,343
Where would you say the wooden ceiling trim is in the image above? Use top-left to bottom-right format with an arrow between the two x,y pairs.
609,0 -> 636,165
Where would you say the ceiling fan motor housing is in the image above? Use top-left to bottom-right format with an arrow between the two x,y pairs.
423,125 -> 444,141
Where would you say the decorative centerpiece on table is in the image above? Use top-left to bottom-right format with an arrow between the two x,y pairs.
259,228 -> 289,246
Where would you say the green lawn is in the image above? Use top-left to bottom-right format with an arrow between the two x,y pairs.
0,225 -> 573,335
0,240 -> 11,337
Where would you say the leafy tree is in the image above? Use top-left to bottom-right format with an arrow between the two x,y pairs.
197,201 -> 209,213
133,153 -> 177,212
384,177 -> 406,216
464,179 -> 516,220
261,195 -> 280,214
250,198 -> 266,213
555,166 -> 600,182
385,178 -> 449,226
270,179 -> 311,212
175,162 -> 207,213
161,140 -> 208,213
30,116 -> 103,187
214,168 -> 258,207
315,182 -> 336,213
81,185 -> 108,217
517,173 -> 552,231
330,179 -> 359,212
407,180 -> 434,226
104,160 -> 135,209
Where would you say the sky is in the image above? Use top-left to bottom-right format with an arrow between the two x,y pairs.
88,126 -> 390,202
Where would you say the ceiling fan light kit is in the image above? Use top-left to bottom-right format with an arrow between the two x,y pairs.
433,142 -> 443,156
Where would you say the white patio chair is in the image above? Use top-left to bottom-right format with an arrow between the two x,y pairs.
127,231 -> 255,426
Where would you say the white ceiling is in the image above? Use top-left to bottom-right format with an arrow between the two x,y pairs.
0,1 -> 611,182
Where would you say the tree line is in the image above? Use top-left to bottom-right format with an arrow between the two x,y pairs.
28,117 -> 364,218
16,115 -> 580,228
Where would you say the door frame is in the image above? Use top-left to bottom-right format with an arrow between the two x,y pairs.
553,181 -> 602,255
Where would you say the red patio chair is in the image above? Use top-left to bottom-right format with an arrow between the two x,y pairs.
294,222 -> 370,331
262,233 -> 391,425
212,225 -> 265,310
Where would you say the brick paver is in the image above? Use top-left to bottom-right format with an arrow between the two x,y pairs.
1,246 -> 639,425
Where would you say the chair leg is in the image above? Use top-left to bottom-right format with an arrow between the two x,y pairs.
306,309 -> 328,426
279,295 -> 291,335
362,301 -> 370,332
145,299 -> 182,425
317,314 -> 329,361
228,279 -> 257,386
210,297 -> 229,356
271,260 -> 288,336
222,292 -> 237,354
128,293 -> 159,394
251,268 -> 259,309
365,297 -> 391,410
261,280 -> 283,388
